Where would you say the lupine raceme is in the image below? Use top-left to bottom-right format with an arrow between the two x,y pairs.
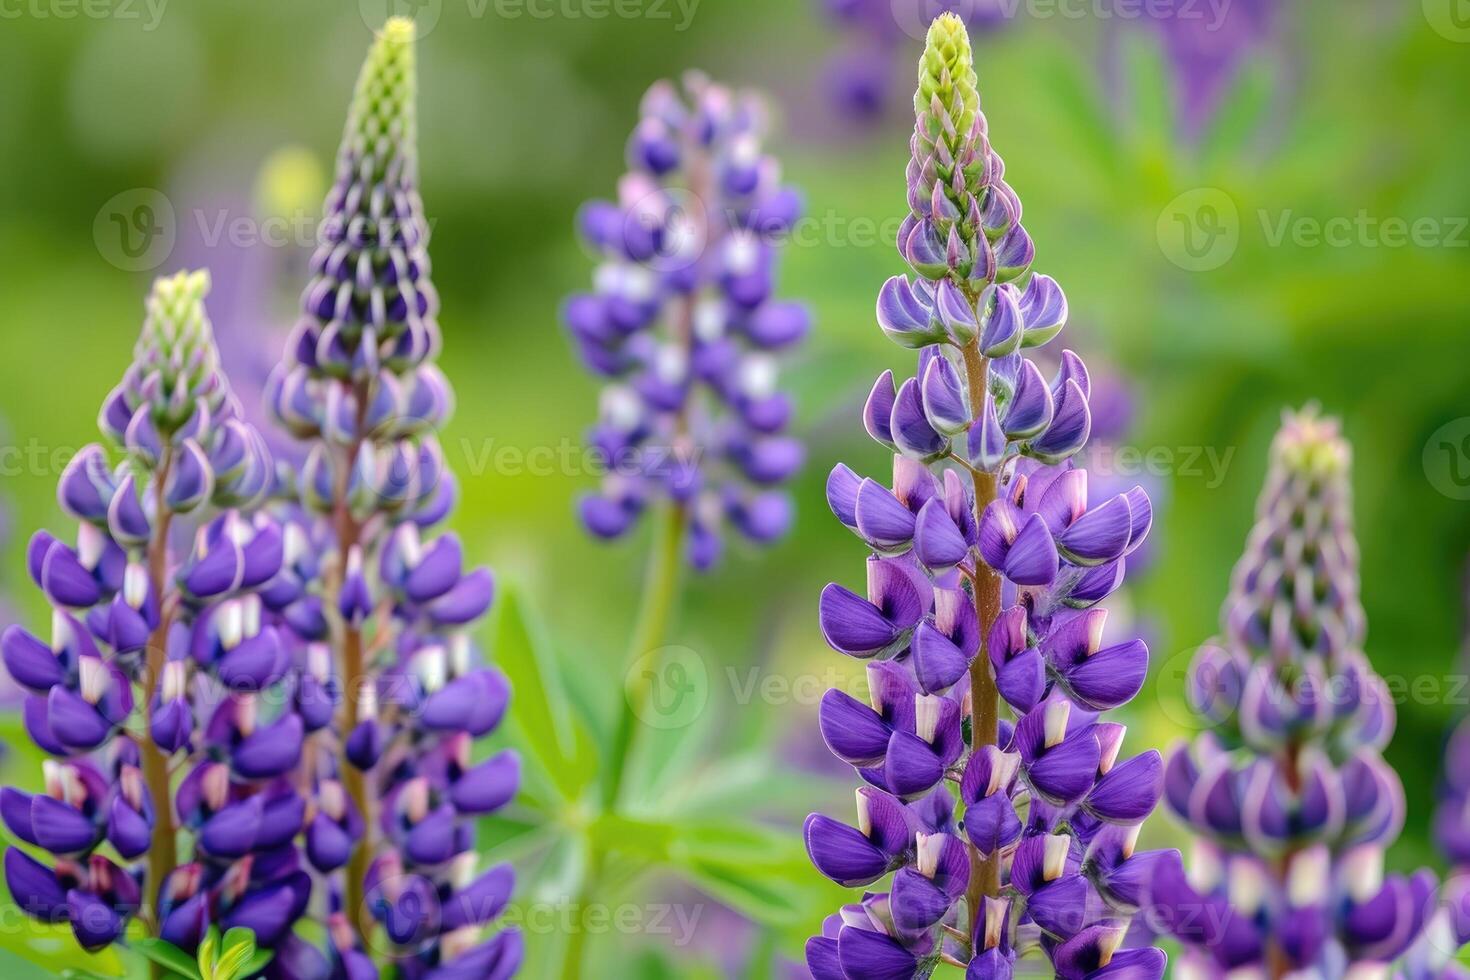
1158,408 -> 1456,978
2,270 -> 295,958
564,70 -> 809,572
557,68 -> 810,979
262,18 -> 520,979
804,15 -> 1169,979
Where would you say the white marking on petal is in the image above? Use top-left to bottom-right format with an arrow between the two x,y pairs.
1042,834 -> 1069,881
693,300 -> 725,343
416,645 -> 448,695
1228,858 -> 1267,915
914,695 -> 942,744
235,694 -> 257,736
855,790 -> 872,839
449,634 -> 471,677
161,660 -> 187,702
1340,845 -> 1384,904
601,386 -> 643,432
867,664 -> 885,715
915,832 -> 943,879
1287,845 -> 1329,907
1043,699 -> 1071,749
981,897 -> 1008,950
739,355 -> 778,399
1188,839 -> 1223,893
76,522 -> 106,570
218,600 -> 244,652
78,657 -> 108,705
124,562 -> 149,610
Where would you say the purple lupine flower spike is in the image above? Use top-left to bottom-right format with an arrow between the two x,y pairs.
565,71 -> 808,571
1159,408 -> 1448,977
805,15 -> 1168,978
2,269 -> 304,958
262,17 -> 519,976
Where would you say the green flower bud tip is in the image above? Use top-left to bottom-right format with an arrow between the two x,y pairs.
914,12 -> 980,144
1274,406 -> 1351,479
346,15 -> 418,182
136,268 -> 217,374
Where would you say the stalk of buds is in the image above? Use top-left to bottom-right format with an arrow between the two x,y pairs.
261,18 -> 520,978
3,270 -> 299,955
564,71 -> 808,570
1159,409 -> 1447,977
804,15 -> 1169,979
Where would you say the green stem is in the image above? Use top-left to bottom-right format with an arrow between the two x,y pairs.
601,499 -> 688,812
561,501 -> 686,980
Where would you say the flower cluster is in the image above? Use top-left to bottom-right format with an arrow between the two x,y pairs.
804,15 -> 1168,979
262,19 -> 520,978
2,269 -> 298,954
563,71 -> 808,570
1159,409 -> 1440,976
817,0 -> 1008,123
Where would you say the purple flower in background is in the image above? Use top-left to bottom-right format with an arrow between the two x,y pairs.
1122,0 -> 1277,140
2,269 -> 293,955
1159,409 -> 1452,976
261,17 -> 520,977
817,0 -> 1010,124
805,15 -> 1168,978
564,72 -> 809,571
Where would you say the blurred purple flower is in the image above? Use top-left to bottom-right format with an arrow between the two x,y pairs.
1159,409 -> 1451,976
564,72 -> 809,570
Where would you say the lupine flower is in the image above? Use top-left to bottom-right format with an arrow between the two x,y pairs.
816,0 -> 1009,124
1133,0 -> 1275,140
1158,408 -> 1443,977
263,17 -> 520,977
563,71 -> 809,571
805,15 -> 1169,978
2,269 -> 298,956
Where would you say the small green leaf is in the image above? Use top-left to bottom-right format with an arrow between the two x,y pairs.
196,926 -> 220,980
214,929 -> 255,980
238,949 -> 275,976
492,588 -> 598,801
132,938 -> 203,980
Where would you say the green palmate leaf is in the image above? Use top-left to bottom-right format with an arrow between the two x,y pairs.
491,587 -> 598,801
196,926 -> 219,980
238,949 -> 274,977
2,947 -> 59,980
210,928 -> 259,980
666,820 -> 847,932
0,915 -> 126,978
133,938 -> 202,980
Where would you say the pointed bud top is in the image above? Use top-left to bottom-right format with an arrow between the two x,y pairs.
1273,404 -> 1350,479
345,15 -> 419,183
915,13 -> 980,140
138,270 -> 214,360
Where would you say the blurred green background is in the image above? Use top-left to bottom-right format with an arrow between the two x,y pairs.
1,0 -> 1468,975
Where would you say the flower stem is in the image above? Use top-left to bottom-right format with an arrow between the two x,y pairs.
333,402 -> 376,948
561,500 -> 686,980
960,337 -> 1003,912
601,499 -> 688,811
140,449 -> 178,946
